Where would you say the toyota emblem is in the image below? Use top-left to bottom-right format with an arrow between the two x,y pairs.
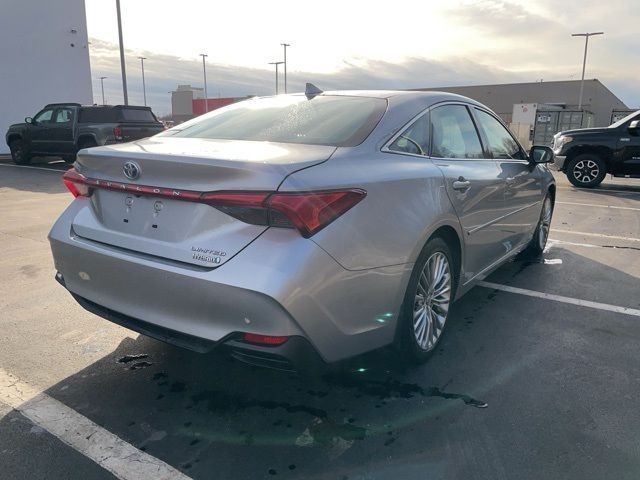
123,161 -> 141,180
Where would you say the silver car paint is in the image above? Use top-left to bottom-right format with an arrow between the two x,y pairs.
49,90 -> 555,363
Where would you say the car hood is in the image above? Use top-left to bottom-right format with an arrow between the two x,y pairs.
556,127 -> 609,136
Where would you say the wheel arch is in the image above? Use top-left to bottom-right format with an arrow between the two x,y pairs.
565,145 -> 613,170
76,134 -> 98,149
7,134 -> 22,146
423,223 -> 463,293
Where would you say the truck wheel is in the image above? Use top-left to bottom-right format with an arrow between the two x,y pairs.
9,140 -> 32,165
566,154 -> 606,188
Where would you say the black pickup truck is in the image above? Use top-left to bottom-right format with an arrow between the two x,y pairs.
553,110 -> 640,187
5,103 -> 164,165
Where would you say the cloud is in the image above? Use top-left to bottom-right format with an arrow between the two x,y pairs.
89,38 -> 534,116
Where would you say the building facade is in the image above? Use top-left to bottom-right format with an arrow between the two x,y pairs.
415,79 -> 628,127
170,85 -> 249,123
1,0 -> 93,154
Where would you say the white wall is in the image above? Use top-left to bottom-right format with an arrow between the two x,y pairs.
0,0 -> 93,153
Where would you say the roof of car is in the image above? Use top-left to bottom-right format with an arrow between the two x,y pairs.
280,90 -> 485,109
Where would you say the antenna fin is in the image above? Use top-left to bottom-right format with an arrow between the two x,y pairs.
305,83 -> 323,99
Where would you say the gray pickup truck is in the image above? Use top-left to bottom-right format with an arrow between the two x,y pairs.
5,103 -> 165,165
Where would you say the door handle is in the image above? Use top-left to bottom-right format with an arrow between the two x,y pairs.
452,178 -> 471,191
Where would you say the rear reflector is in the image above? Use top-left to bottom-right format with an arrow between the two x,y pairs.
242,333 -> 290,346
61,168 -> 366,237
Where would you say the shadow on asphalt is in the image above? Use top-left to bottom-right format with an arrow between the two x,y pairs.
4,247 -> 640,480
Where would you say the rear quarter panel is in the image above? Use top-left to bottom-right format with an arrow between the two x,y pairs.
279,148 -> 462,271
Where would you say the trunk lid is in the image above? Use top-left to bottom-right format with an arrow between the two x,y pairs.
71,137 -> 335,267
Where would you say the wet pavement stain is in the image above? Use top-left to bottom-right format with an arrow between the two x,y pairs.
189,390 -> 328,418
129,361 -> 153,370
324,374 -> 487,408
117,354 -> 149,364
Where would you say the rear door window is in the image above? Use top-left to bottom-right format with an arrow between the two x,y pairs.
430,105 -> 484,159
54,108 -> 73,124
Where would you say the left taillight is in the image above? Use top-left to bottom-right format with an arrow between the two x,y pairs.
113,126 -> 123,141
62,169 -> 90,198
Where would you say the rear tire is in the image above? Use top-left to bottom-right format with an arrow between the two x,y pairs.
9,139 -> 31,165
395,237 -> 457,363
566,154 -> 606,188
523,193 -> 553,257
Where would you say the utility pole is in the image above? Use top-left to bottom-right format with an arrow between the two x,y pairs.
138,56 -> 147,106
199,53 -> 209,112
280,43 -> 290,93
571,32 -> 604,110
115,0 -> 128,105
99,77 -> 107,105
269,61 -> 284,95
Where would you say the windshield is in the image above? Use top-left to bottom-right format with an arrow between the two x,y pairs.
161,95 -> 387,147
609,110 -> 640,128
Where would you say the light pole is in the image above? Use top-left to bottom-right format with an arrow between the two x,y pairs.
280,43 -> 290,93
571,31 -> 604,110
269,61 -> 284,95
199,53 -> 208,112
115,0 -> 128,105
99,77 -> 107,105
138,56 -> 147,106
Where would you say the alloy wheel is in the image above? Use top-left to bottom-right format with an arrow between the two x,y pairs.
538,197 -> 552,250
413,252 -> 451,351
573,159 -> 599,183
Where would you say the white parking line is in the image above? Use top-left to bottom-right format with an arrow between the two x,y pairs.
552,229 -> 640,243
556,201 -> 640,212
479,281 -> 640,317
0,368 -> 191,480
0,163 -> 66,173
557,186 -> 640,195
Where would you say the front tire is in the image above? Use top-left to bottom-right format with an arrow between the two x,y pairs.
523,193 -> 553,256
395,237 -> 456,363
566,154 -> 606,188
9,140 -> 31,165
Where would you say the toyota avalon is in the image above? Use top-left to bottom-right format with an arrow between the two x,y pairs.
49,86 -> 556,371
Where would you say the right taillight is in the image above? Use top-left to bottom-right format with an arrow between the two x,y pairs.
202,189 -> 366,237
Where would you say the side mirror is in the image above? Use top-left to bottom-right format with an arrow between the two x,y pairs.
629,120 -> 640,134
25,117 -> 33,124
529,145 -> 554,164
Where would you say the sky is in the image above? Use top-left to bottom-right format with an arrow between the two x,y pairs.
85,0 -> 639,117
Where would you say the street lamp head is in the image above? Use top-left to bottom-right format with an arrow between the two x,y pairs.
138,56 -> 147,60
199,53 -> 208,58
571,32 -> 604,37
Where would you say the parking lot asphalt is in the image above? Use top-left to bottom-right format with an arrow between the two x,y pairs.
1,157 -> 639,480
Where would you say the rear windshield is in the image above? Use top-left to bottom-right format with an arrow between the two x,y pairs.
162,95 -> 387,147
78,107 -> 157,123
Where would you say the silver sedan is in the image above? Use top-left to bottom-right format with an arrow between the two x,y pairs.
49,88 -> 555,371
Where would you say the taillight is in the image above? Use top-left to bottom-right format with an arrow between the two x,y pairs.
113,126 -> 123,140
62,169 -> 90,197
59,169 -> 366,237
242,333 -> 290,346
202,189 -> 366,237
268,190 -> 366,237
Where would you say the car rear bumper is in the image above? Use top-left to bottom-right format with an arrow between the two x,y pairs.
49,201 -> 411,366
56,275 -> 325,372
